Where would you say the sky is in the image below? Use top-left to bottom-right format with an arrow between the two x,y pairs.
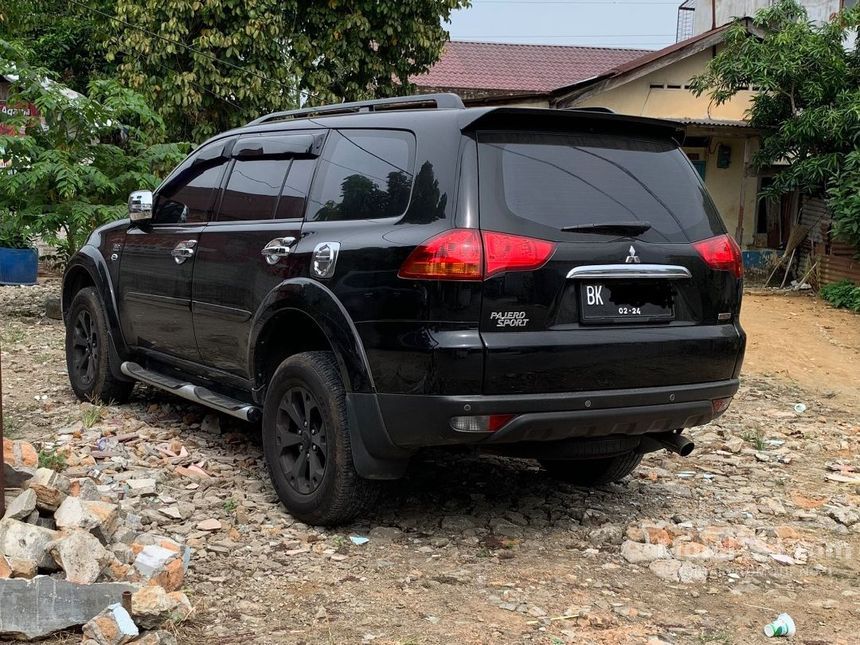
446,0 -> 684,50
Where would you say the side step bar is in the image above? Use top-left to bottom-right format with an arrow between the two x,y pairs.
120,362 -> 262,423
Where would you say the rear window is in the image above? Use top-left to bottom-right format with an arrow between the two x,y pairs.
477,131 -> 724,243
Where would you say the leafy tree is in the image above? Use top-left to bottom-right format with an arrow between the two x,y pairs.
691,0 -> 860,248
0,0 -> 115,92
0,40 -> 189,264
109,0 -> 468,141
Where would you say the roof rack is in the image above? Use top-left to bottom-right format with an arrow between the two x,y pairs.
246,93 -> 465,126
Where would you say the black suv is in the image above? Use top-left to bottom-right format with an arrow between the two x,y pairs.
63,94 -> 745,525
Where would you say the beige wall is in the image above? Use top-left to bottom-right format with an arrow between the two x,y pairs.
689,136 -> 760,246
572,50 -> 754,121
569,49 -> 760,246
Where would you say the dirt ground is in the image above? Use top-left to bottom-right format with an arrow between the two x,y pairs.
741,290 -> 860,411
1,284 -> 858,645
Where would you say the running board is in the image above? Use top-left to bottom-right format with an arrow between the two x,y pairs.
120,361 -> 261,423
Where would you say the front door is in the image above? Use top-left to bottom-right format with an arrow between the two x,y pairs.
192,134 -> 320,377
117,142 -> 230,363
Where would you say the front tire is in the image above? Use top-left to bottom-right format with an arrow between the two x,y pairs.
262,351 -> 380,526
540,452 -> 642,486
65,287 -> 133,404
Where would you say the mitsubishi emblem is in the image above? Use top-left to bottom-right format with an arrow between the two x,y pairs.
625,245 -> 641,264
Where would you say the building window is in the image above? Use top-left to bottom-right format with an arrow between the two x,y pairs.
842,1 -> 857,10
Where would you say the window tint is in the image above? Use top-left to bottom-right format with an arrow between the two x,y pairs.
477,131 -> 725,244
218,159 -> 289,222
276,159 -> 315,220
153,159 -> 227,225
308,129 -> 415,221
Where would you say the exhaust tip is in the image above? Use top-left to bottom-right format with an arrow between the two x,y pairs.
677,440 -> 695,457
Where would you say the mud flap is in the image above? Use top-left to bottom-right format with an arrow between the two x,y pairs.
346,393 -> 411,480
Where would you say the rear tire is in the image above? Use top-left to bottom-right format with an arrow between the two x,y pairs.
540,452 -> 642,486
65,287 -> 134,404
262,351 -> 380,526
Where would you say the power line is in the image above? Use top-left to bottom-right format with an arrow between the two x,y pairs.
67,0 -> 294,91
100,15 -> 244,114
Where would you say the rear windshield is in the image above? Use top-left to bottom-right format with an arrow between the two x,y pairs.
477,131 -> 725,243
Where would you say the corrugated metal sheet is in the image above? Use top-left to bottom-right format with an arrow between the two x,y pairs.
797,196 -> 831,278
820,255 -> 860,284
799,196 -> 830,244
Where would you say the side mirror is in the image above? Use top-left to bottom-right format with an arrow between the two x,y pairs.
128,190 -> 153,223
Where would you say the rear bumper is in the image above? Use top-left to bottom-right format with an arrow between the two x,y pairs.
374,379 -> 739,449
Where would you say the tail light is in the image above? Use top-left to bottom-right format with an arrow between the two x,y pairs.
483,231 -> 555,278
693,234 -> 744,279
398,229 -> 555,281
398,229 -> 482,280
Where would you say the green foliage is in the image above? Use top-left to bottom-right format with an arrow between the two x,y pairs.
0,0 -> 116,92
109,0 -> 469,141
690,0 -> 860,249
820,280 -> 860,312
0,40 -> 190,264
38,446 -> 67,471
0,212 -> 33,248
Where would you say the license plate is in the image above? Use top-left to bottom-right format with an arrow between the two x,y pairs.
580,281 -> 674,323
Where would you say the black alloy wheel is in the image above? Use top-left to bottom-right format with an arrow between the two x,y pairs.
70,309 -> 98,387
275,386 -> 329,494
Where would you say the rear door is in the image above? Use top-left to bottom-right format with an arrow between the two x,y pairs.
191,133 -> 321,377
476,130 -> 744,395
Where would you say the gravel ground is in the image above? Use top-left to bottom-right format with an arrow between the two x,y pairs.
1,281 -> 859,645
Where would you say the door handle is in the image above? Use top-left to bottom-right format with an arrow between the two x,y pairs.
261,237 -> 297,265
171,240 -> 197,265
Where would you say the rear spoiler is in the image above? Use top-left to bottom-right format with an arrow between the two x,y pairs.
459,107 -> 685,142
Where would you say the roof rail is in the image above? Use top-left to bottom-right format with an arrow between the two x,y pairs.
246,93 -> 465,126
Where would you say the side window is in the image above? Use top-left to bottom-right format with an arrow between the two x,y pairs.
276,159 -> 316,220
153,156 -> 228,225
217,159 -> 289,222
307,129 -> 415,221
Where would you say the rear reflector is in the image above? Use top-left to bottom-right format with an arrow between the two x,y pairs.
712,396 -> 733,416
693,234 -> 744,279
398,229 -> 555,281
450,414 -> 516,433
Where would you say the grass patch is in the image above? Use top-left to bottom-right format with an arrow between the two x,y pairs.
696,629 -> 734,644
1,328 -> 25,344
3,416 -> 22,439
81,404 -> 105,429
223,498 -> 238,514
742,429 -> 766,451
38,447 -> 67,471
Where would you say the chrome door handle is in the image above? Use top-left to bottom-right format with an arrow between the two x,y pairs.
261,237 -> 297,265
171,240 -> 197,265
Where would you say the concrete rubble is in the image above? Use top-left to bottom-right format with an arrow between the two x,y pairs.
2,437 -> 37,488
0,577 -> 136,640
82,603 -> 139,645
1,437 -> 194,640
